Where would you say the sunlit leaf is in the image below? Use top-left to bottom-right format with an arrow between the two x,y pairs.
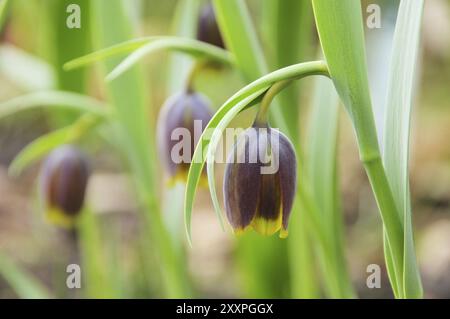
312,0 -> 407,297
382,0 -> 424,299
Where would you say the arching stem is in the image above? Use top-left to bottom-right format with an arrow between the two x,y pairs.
255,79 -> 293,125
185,60 -> 208,93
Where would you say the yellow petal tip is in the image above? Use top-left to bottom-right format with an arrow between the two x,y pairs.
46,208 -> 77,229
251,215 -> 282,237
279,228 -> 288,239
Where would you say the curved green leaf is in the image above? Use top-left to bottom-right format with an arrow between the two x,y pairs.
64,36 -> 233,81
63,37 -> 160,70
0,91 -> 110,119
105,37 -> 233,81
312,0 -> 405,297
9,114 -> 102,177
383,0 -> 424,298
184,61 -> 329,243
0,0 -> 10,31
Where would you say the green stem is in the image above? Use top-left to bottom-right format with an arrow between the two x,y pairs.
255,80 -> 292,125
363,155 -> 404,297
185,61 -> 207,93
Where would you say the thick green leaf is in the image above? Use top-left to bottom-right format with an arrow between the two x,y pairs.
312,0 -> 405,297
0,0 -> 10,31
42,0 -> 91,126
184,61 -> 329,242
91,0 -> 190,298
0,91 -> 109,119
0,252 -> 52,299
382,0 -> 424,299
312,0 -> 379,158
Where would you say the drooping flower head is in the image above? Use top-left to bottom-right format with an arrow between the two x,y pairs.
157,91 -> 213,184
223,123 -> 297,238
40,145 -> 90,227
197,2 -> 225,49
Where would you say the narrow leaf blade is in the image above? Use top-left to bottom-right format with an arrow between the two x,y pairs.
0,252 -> 52,299
382,0 -> 424,298
0,91 -> 109,119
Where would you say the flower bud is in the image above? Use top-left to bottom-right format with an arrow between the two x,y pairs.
197,2 -> 225,49
40,145 -> 90,227
223,124 -> 297,238
157,91 -> 213,183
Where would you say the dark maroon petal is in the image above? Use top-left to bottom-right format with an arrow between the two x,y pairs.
56,154 -> 89,215
189,92 -> 213,158
196,3 -> 225,49
275,130 -> 297,230
223,128 -> 261,230
255,172 -> 281,221
157,93 -> 188,176
40,145 -> 90,216
157,91 -> 212,177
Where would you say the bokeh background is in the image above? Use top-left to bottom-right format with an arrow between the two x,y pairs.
0,0 -> 449,298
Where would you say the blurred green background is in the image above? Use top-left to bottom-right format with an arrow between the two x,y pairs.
0,0 -> 449,298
